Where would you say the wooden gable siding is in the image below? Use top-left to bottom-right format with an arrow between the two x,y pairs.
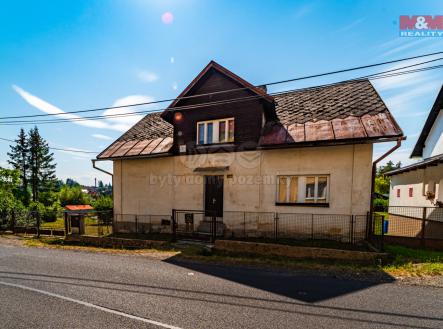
172,69 -> 267,154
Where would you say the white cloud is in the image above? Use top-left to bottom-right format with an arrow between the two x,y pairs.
172,82 -> 178,91
170,57 -> 175,64
12,85 -> 155,132
336,17 -> 365,33
103,95 -> 153,128
136,70 -> 158,83
383,81 -> 441,109
371,54 -> 443,92
293,3 -> 314,19
380,38 -> 429,58
92,133 -> 113,140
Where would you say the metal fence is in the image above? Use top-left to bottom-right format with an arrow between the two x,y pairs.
165,210 -> 369,246
376,206 -> 443,242
0,209 -> 113,237
113,214 -> 172,235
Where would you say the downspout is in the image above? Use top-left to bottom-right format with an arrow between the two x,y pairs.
92,159 -> 113,177
92,159 -> 114,200
369,137 -> 404,218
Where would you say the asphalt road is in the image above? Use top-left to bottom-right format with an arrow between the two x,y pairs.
0,242 -> 442,329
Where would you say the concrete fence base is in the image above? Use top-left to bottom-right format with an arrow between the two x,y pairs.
384,235 -> 443,250
64,235 -> 167,249
214,240 -> 388,262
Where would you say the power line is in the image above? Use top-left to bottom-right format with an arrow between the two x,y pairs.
1,62 -> 442,126
1,50 -> 443,121
0,137 -> 98,154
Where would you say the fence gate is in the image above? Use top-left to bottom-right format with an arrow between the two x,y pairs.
368,212 -> 385,251
172,209 -> 222,241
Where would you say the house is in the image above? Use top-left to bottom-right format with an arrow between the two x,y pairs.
386,85 -> 443,208
95,61 -> 403,237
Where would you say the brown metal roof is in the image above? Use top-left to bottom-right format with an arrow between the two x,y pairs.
97,71 -> 402,160
259,80 -> 402,146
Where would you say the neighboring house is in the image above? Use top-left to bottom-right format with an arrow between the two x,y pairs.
386,86 -> 443,208
95,61 -> 403,232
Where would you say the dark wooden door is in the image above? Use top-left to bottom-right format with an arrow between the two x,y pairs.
204,176 -> 224,217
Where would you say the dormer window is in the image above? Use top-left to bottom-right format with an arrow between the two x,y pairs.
197,118 -> 234,145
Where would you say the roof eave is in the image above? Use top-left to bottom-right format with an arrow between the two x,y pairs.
410,84 -> 443,158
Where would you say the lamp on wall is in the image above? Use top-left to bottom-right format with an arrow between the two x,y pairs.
174,111 -> 183,122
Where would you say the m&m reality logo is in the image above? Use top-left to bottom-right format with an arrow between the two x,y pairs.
400,15 -> 443,37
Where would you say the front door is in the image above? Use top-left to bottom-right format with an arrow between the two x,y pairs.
204,176 -> 224,217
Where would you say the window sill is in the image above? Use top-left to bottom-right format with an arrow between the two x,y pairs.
275,202 -> 330,208
196,142 -> 234,147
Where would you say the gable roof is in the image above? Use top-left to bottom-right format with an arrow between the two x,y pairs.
97,64 -> 403,160
163,60 -> 274,112
411,85 -> 443,158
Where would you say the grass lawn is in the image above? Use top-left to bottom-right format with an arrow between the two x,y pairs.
40,218 -> 64,230
20,235 -> 443,278
40,217 -> 112,236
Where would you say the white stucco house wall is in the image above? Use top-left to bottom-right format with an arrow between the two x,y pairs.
387,85 -> 443,209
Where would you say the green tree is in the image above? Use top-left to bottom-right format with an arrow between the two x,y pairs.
28,127 -> 57,202
0,168 -> 24,216
375,175 -> 390,195
65,178 -> 80,187
377,161 -> 401,175
92,195 -> 113,211
59,185 -> 91,207
7,128 -> 30,205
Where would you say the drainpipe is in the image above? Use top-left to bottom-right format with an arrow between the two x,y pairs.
92,159 -> 113,177
369,137 -> 405,218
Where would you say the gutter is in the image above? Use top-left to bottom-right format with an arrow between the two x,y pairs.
369,137 -> 405,217
92,159 -> 113,177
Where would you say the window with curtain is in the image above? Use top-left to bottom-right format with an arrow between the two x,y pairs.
277,175 -> 329,204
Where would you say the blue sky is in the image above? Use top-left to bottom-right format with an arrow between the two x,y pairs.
0,0 -> 443,185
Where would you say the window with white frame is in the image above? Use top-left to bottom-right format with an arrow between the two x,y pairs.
277,175 -> 329,204
197,118 -> 234,145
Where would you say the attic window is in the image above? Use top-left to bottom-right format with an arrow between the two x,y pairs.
197,118 -> 234,145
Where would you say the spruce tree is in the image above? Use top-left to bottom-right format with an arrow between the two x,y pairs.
28,127 -> 56,202
7,128 -> 30,205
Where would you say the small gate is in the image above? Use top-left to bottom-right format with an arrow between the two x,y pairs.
367,212 -> 385,251
172,209 -> 223,241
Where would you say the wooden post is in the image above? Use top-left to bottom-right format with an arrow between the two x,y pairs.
64,212 -> 68,236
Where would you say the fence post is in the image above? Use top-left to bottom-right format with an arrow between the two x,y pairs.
311,214 -> 314,242
63,211 -> 68,236
211,215 -> 216,243
171,209 -> 176,242
243,212 -> 246,238
135,215 -> 138,235
36,211 -> 40,238
380,215 -> 385,252
421,207 -> 427,247
350,215 -> 354,244
10,209 -> 16,233
274,212 -> 279,240
149,215 -> 152,234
